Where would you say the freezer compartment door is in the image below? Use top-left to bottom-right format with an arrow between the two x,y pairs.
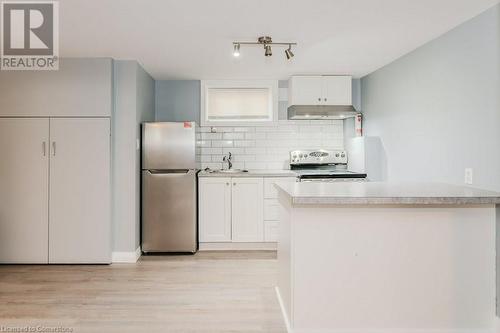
142,122 -> 196,170
142,169 -> 197,252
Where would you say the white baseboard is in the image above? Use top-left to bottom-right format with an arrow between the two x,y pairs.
199,242 -> 277,251
111,246 -> 141,263
275,286 -> 292,333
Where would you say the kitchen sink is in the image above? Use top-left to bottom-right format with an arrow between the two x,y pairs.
208,169 -> 248,173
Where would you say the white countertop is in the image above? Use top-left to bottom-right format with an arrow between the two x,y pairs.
198,169 -> 298,178
276,181 -> 500,205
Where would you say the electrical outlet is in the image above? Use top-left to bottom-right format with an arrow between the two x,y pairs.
464,168 -> 473,185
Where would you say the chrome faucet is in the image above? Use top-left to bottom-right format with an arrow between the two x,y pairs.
223,152 -> 233,170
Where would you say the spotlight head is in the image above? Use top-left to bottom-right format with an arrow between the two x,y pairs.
233,43 -> 240,57
285,45 -> 294,60
264,45 -> 272,57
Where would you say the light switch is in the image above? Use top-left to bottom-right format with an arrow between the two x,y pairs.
464,168 -> 473,185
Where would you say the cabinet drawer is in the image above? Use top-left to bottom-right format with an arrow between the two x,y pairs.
264,221 -> 279,242
264,177 -> 296,199
264,199 -> 280,220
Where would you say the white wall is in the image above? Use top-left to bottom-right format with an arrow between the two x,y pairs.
113,60 -> 155,253
361,4 -> 500,191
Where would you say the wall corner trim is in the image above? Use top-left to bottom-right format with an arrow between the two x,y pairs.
111,247 -> 141,263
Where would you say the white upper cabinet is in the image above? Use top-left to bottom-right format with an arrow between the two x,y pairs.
288,75 -> 352,106
322,76 -> 352,105
288,76 -> 323,105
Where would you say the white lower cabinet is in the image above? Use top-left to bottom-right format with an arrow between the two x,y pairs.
231,178 -> 264,242
199,176 -> 296,245
199,177 -> 232,242
0,117 -> 111,264
199,177 -> 264,243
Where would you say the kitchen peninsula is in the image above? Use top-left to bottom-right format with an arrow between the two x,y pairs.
275,181 -> 500,333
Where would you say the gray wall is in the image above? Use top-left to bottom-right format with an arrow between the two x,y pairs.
155,80 -> 200,123
361,4 -> 500,191
135,65 -> 155,248
113,60 -> 155,253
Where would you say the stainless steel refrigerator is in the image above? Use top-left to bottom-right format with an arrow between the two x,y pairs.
141,122 -> 198,253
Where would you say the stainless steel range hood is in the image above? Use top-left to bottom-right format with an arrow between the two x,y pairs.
287,105 -> 359,120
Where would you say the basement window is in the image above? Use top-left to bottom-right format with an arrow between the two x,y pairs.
201,80 -> 278,126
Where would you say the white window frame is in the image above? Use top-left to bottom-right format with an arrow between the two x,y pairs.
200,80 -> 279,127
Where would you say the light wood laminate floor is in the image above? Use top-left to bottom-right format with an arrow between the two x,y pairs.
0,251 -> 286,333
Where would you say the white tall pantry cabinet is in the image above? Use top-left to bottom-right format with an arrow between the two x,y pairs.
49,118 -> 111,263
0,118 -> 111,263
0,59 -> 113,264
0,119 -> 50,263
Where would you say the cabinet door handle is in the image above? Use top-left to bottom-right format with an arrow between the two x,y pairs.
52,142 -> 56,156
233,182 -> 236,186
317,97 -> 321,101
42,142 -> 46,156
324,98 -> 327,102
226,182 -> 230,186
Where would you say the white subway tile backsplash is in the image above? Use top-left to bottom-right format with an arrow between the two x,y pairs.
201,162 -> 223,169
255,126 -> 277,132
196,140 -> 211,147
211,155 -> 225,162
211,140 -> 234,147
245,132 -> 266,140
233,127 -> 255,133
200,133 -> 222,140
199,155 -> 212,162
234,140 -> 255,147
233,155 -> 256,162
266,132 -> 295,140
223,132 -> 245,140
198,120 -> 344,170
299,125 -> 323,132
267,162 -> 287,169
200,147 -> 223,155
223,147 -> 245,154
244,162 -> 267,170
245,147 -> 267,155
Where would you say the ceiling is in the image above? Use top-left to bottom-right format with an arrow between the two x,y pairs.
60,0 -> 500,80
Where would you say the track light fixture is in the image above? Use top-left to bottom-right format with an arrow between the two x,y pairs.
265,45 -> 272,57
232,36 -> 296,60
233,43 -> 240,57
285,44 -> 294,59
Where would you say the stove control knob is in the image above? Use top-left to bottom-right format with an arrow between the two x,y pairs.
341,153 -> 345,158
335,153 -> 340,157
